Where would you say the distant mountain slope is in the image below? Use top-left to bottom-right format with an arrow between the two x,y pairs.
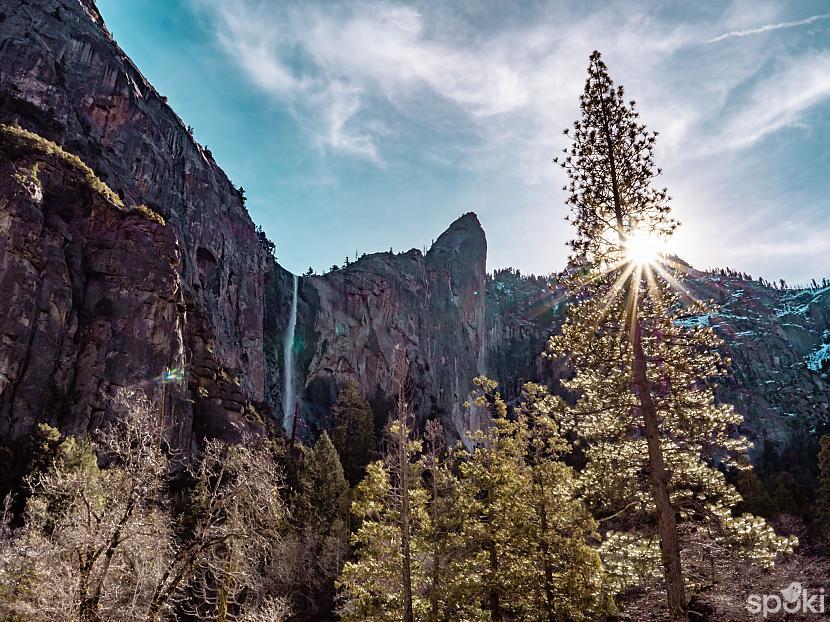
484,267 -> 830,455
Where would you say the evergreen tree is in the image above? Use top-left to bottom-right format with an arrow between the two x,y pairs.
551,51 -> 793,620
421,420 -> 488,622
337,365 -> 431,621
339,354 -> 485,622
285,432 -> 349,620
331,382 -> 376,486
297,432 -> 349,526
457,380 -> 531,621
518,382 -> 610,620
458,377 -> 608,621
338,374 -> 611,621
732,469 -> 775,518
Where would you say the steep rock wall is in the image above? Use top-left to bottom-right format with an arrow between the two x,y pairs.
483,269 -> 830,455
0,0 -> 268,444
1,0 -> 826,456
0,0 -> 491,445
270,213 -> 488,442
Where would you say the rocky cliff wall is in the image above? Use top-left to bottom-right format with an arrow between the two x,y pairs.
483,269 -> 830,456
1,0 -> 826,455
268,213 -> 488,443
0,0 -> 490,446
0,0 -> 269,444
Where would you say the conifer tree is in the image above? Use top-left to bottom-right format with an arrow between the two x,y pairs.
551,51 -> 793,620
458,377 -> 608,621
331,382 -> 376,486
286,432 -> 349,620
733,469 -> 775,518
459,376 -> 523,621
336,356 -> 430,622
421,420 -> 486,622
518,382 -> 610,620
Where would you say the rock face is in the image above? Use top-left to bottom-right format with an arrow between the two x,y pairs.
482,268 -> 830,456
683,274 -> 830,455
0,0 -> 269,445
0,0 -> 826,457
267,214 -> 487,442
0,0 -> 489,446
0,126 -> 187,442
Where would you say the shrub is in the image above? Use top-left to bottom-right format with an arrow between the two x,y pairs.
131,203 -> 165,225
0,123 -> 124,208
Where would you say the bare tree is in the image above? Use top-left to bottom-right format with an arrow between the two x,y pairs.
0,389 -> 290,622
153,439 -> 287,622
0,388 -> 172,622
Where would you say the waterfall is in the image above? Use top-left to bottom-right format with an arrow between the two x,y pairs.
282,273 -> 298,433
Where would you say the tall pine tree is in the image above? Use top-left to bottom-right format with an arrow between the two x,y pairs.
337,374 -> 611,621
551,51 -> 793,620
337,353 -> 430,622
456,377 -> 608,620
286,432 -> 349,620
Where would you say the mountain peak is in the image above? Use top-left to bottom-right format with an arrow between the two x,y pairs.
430,212 -> 485,258
446,212 -> 482,232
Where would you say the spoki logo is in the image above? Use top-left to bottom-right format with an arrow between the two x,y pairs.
746,582 -> 826,617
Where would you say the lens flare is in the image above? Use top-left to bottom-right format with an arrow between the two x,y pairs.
625,230 -> 667,266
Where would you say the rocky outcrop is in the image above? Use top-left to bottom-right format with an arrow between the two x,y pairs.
0,125 -> 188,441
269,213 -> 488,442
0,0 -> 268,445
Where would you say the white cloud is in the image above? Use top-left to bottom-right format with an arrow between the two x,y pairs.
714,52 -> 830,149
316,81 -> 381,162
706,13 -> 830,44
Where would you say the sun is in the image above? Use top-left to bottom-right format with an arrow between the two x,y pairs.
625,229 -> 667,266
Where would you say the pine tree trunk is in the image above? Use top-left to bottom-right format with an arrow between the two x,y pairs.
488,536 -> 502,622
428,466 -> 441,622
536,481 -> 556,622
399,417 -> 414,622
485,482 -> 503,622
633,320 -> 688,621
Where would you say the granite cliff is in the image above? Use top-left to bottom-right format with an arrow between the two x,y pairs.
484,268 -> 830,457
0,0 -> 271,446
0,0 -> 827,458
266,213 -> 487,443
0,0 -> 487,446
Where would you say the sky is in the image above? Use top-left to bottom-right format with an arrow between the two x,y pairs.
96,0 -> 830,285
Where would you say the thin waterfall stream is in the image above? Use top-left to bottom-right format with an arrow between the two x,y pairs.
282,273 -> 298,433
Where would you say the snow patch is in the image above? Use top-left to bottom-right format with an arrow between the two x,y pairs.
675,314 -> 711,329
805,343 -> 830,372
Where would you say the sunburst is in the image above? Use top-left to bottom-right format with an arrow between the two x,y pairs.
582,227 -> 701,337
625,229 -> 667,267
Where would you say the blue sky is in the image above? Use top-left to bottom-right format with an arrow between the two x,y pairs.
97,0 -> 830,285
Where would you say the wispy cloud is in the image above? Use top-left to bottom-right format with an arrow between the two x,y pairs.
706,13 -> 830,44
190,0 -> 830,281
194,0 -> 535,165
714,52 -> 830,149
